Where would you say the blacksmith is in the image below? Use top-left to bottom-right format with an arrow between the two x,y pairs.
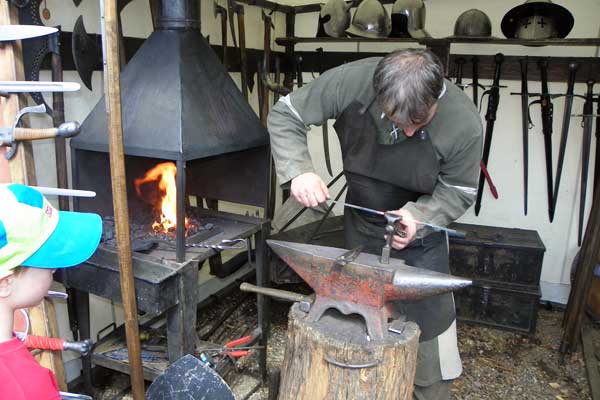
267,49 -> 482,399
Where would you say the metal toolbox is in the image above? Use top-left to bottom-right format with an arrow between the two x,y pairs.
448,223 -> 545,334
448,222 -> 545,288
453,280 -> 541,334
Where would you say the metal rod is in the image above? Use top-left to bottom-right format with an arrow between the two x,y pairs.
329,200 -> 465,237
519,57 -> 529,215
176,159 -> 186,262
100,0 -> 144,397
31,186 -> 96,197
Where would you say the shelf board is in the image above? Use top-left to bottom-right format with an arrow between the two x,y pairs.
276,36 -> 600,47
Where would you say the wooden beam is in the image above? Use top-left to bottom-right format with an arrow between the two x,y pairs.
582,323 -> 600,400
102,0 -> 145,397
0,1 -> 66,391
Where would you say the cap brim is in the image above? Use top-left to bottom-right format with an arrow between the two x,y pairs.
21,211 -> 102,269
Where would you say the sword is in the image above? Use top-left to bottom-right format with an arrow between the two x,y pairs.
475,53 -> 504,216
529,59 -> 555,222
0,25 -> 57,41
0,81 -> 80,94
578,81 -> 595,246
328,200 -> 466,238
316,47 -> 333,177
519,57 -> 531,215
454,57 -> 465,89
552,62 -> 579,217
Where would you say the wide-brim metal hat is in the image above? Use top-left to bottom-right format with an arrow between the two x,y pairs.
501,0 -> 574,39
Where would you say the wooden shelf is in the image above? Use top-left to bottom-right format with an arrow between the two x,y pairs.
276,36 -> 600,47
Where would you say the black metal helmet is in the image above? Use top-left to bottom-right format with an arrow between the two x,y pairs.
317,0 -> 353,38
453,9 -> 492,38
345,0 -> 391,39
501,0 -> 574,39
390,0 -> 429,39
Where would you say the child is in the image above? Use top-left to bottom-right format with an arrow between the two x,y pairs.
0,183 -> 102,399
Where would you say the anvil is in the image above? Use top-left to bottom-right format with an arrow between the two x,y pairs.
267,240 -> 471,340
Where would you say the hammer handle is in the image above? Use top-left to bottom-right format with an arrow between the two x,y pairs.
14,121 -> 80,141
240,283 -> 309,303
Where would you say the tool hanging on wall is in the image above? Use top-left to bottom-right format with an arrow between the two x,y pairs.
72,16 -> 102,90
454,58 -> 498,200
454,57 -> 465,89
595,92 -> 600,196
474,53 -> 504,216
0,24 -> 56,41
316,47 -> 334,177
214,0 -> 228,69
232,1 -> 248,98
552,62 -> 579,217
578,81 -> 595,246
529,59 -> 555,221
471,55 -> 481,107
518,57 -> 531,215
1,104 -> 81,160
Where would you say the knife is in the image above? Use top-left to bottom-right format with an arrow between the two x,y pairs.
0,25 -> 57,41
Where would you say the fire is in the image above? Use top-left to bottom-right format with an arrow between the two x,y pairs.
134,162 -> 188,234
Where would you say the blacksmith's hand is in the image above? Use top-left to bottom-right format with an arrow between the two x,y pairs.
387,208 -> 417,250
291,172 -> 330,208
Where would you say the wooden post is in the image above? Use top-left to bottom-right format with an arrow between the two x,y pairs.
0,1 -> 67,391
101,0 -> 145,398
279,304 -> 420,400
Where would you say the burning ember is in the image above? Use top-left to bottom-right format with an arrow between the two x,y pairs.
134,162 -> 189,234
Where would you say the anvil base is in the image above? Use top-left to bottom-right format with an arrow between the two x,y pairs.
305,295 -> 392,341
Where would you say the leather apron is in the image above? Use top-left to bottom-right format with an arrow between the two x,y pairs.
333,100 -> 455,342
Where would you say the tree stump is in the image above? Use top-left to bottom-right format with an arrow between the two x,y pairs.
278,303 -> 420,400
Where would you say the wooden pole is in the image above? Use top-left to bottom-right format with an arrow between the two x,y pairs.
101,0 -> 145,397
1,2 -> 67,390
561,168 -> 600,354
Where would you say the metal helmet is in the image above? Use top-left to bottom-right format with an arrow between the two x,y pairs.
453,9 -> 492,38
390,0 -> 429,39
345,0 -> 391,39
318,0 -> 353,38
501,0 -> 574,39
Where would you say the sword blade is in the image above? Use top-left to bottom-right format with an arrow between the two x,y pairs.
0,81 -> 81,93
0,25 -> 57,41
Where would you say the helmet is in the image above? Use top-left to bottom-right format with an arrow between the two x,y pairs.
501,0 -> 574,39
453,9 -> 492,38
390,0 -> 429,39
317,0 -> 352,38
345,0 -> 391,39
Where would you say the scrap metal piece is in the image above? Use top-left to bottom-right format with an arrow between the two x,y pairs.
0,24 -> 57,41
267,240 -> 471,340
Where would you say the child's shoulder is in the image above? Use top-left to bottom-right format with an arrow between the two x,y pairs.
0,339 -> 60,400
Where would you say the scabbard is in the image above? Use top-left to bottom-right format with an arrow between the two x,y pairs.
538,59 -> 555,222
552,62 -> 579,217
519,58 -> 529,215
471,56 -> 479,106
579,81 -> 595,246
455,57 -> 465,90
475,53 -> 504,216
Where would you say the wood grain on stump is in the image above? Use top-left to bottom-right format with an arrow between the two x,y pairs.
278,303 -> 420,400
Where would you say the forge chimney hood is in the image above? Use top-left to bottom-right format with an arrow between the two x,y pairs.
71,0 -> 268,161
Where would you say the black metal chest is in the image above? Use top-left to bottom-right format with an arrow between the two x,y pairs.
448,222 -> 546,334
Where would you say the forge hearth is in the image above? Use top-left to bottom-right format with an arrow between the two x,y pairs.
63,0 -> 273,385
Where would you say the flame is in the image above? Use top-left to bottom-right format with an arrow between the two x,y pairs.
134,162 -> 188,234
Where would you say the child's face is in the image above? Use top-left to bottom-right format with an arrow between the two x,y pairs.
8,268 -> 55,309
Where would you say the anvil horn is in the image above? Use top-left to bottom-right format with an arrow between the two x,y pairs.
267,239 -> 471,302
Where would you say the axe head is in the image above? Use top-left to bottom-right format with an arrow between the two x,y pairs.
72,16 -> 101,91
146,355 -> 235,400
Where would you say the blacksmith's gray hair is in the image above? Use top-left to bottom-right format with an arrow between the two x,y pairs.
373,48 -> 444,128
